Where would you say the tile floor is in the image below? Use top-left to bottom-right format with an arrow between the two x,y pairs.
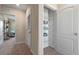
44,46 -> 61,55
0,38 -> 32,55
0,38 -> 61,55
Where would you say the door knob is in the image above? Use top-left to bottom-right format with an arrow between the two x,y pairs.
74,33 -> 78,36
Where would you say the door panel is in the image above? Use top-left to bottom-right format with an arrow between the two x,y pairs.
60,8 -> 73,35
57,6 -> 78,55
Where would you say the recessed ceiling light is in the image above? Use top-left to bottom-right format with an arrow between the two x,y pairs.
16,4 -> 20,6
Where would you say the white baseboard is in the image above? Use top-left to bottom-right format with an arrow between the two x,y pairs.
30,49 -> 34,55
23,41 -> 34,55
49,45 -> 55,48
15,41 -> 25,44
16,41 -> 34,55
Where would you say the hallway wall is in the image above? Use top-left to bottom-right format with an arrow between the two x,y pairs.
30,4 -> 44,55
31,5 -> 39,54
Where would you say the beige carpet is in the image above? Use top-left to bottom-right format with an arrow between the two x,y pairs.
44,46 -> 61,55
0,38 -> 32,55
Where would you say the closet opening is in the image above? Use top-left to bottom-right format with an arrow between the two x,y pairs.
43,6 -> 59,55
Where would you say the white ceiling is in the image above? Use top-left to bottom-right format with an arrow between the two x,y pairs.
1,4 -> 31,11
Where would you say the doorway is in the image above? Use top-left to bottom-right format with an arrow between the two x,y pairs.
43,7 -> 58,55
0,13 -> 16,45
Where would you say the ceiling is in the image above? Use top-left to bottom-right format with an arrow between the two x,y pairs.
1,4 -> 31,11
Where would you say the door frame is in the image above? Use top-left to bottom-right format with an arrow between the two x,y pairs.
27,13 -> 32,47
43,5 -> 58,54
0,19 -> 4,44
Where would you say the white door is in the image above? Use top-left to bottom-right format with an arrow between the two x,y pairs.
0,20 -> 4,45
57,6 -> 78,55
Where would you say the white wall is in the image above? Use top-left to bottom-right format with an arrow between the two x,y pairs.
31,5 -> 39,54
31,4 -> 44,55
